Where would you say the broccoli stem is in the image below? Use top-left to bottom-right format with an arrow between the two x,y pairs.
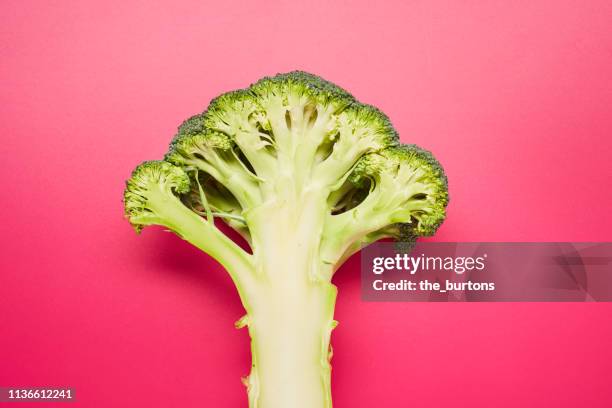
244,268 -> 337,408
237,189 -> 337,408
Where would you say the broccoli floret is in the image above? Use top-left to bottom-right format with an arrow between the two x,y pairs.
124,160 -> 190,232
351,144 -> 448,234
166,125 -> 261,209
321,144 -> 448,267
123,71 -> 448,408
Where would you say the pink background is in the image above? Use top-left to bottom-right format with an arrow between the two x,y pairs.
1,1 -> 611,407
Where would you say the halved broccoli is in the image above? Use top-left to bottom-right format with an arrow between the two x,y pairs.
124,71 -> 448,408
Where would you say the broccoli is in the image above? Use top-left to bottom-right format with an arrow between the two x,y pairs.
124,71 -> 448,408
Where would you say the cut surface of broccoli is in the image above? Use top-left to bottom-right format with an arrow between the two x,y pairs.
124,71 -> 448,408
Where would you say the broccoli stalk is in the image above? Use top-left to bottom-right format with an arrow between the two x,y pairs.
124,72 -> 448,408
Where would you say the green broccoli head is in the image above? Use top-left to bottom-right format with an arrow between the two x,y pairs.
124,71 -> 448,273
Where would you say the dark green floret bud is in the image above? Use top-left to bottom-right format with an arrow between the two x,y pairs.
124,161 -> 190,232
166,130 -> 234,166
202,90 -> 264,135
350,144 -> 449,237
333,104 -> 398,147
177,113 -> 207,137
250,71 -> 355,112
